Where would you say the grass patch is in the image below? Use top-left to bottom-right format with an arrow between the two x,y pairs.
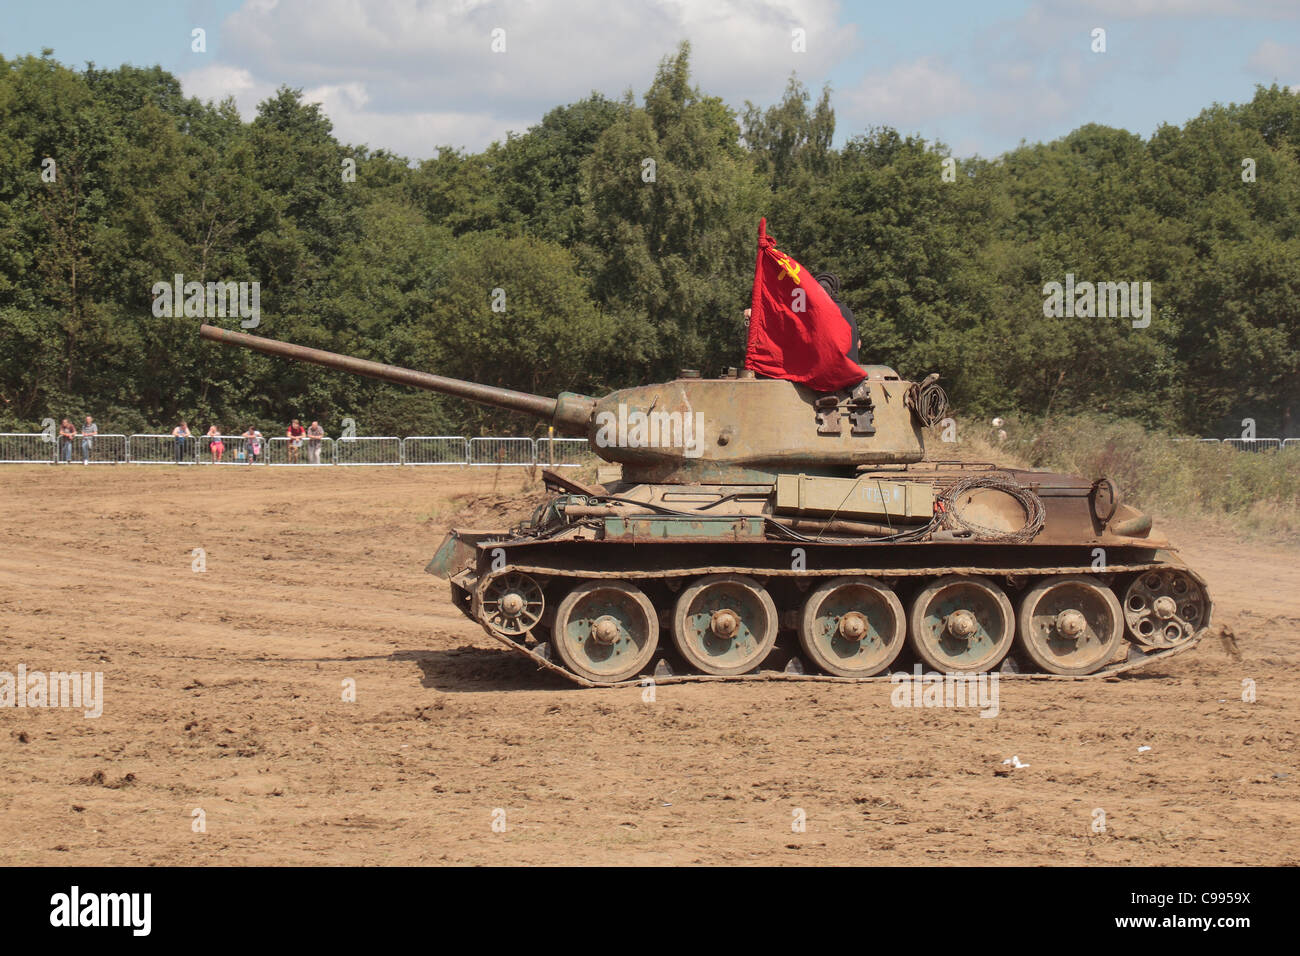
930,415 -> 1300,540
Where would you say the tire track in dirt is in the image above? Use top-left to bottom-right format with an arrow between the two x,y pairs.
0,466 -> 1295,865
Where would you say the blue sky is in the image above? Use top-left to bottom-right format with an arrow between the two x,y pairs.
3,0 -> 1297,159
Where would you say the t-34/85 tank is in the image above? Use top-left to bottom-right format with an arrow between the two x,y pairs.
200,324 -> 1212,686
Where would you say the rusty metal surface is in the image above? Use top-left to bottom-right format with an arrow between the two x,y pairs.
198,324 -> 1216,688
200,325 -> 592,432
199,325 -> 929,484
461,557 -> 1210,684
597,378 -> 924,483
496,561 -> 1177,579
472,615 -> 1208,689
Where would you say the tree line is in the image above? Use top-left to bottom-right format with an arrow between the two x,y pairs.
1,43 -> 1297,438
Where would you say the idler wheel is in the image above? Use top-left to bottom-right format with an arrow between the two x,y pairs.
552,581 -> 659,684
479,572 -> 544,639
798,576 -> 906,677
907,574 -> 1015,673
672,574 -> 777,676
1123,568 -> 1208,648
1016,574 -> 1123,675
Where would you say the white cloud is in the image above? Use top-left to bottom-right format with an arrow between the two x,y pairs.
1248,39 -> 1299,79
1044,0 -> 1298,16
180,0 -> 859,156
842,57 -> 977,130
180,63 -> 275,108
301,82 -> 516,157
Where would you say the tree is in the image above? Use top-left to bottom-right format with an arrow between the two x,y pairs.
582,42 -> 766,380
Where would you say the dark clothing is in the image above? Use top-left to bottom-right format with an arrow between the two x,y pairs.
835,299 -> 861,366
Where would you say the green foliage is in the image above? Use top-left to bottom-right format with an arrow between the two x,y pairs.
414,232 -> 617,433
583,42 -> 766,378
1022,414 -> 1300,537
0,49 -> 1296,443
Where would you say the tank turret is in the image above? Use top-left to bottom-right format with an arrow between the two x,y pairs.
200,324 -> 936,483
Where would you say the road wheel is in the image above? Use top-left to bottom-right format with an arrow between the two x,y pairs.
1017,574 -> 1123,675
908,574 -> 1014,673
552,581 -> 659,684
672,574 -> 777,676
798,576 -> 906,677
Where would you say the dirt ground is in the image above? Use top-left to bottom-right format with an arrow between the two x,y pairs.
0,465 -> 1295,866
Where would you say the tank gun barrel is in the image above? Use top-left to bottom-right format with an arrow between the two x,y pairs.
199,324 -> 594,433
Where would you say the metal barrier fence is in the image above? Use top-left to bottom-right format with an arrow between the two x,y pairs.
67,433 -> 128,464
266,436 -> 335,466
1222,438 -> 1283,453
197,433 -> 268,465
535,437 -> 596,467
404,436 -> 469,465
469,437 -> 536,466
128,434 -> 200,464
0,433 -> 597,467
335,436 -> 402,466
8,429 -> 1300,466
0,432 -> 56,463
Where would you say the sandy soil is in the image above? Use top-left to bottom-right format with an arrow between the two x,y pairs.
0,465 -> 1296,865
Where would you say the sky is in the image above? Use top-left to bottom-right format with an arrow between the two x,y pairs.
3,0 -> 1298,160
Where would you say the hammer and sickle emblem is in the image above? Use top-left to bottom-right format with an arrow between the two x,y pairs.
775,255 -> 802,284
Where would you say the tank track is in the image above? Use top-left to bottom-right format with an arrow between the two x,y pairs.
465,560 -> 1210,688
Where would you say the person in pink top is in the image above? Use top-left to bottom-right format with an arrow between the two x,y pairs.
206,424 -> 225,463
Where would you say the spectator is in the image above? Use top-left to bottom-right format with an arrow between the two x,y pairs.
58,418 -> 75,464
205,424 -> 225,463
242,426 -> 263,465
286,419 -> 306,464
171,420 -> 192,464
81,415 -> 97,465
306,421 -> 325,465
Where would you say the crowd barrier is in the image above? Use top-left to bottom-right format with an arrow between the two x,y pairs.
0,433 -> 56,464
130,434 -> 198,464
0,434 -> 596,467
6,430 -> 1299,467
30,433 -> 129,464
536,437 -> 598,466
197,433 -> 267,465
335,436 -> 401,466
403,436 -> 469,465
3,429 -> 1298,467
266,435 -> 335,466
468,437 -> 536,466
1222,438 -> 1283,452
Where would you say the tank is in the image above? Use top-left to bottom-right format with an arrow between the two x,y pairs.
200,323 -> 1213,686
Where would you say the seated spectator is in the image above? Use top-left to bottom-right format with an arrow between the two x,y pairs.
206,424 -> 225,463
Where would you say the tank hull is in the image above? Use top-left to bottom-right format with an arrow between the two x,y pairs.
430,468 -> 1213,685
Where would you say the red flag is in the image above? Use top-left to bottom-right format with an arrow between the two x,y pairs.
745,218 -> 865,393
